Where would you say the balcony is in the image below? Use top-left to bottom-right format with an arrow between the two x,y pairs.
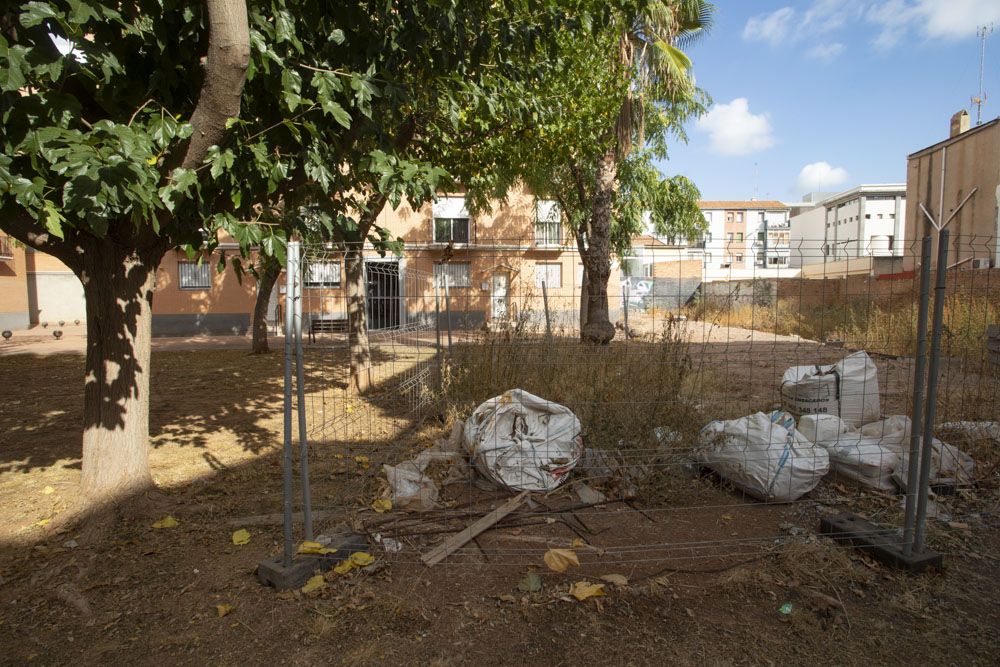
0,236 -> 13,261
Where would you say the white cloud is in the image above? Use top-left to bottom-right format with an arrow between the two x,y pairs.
742,7 -> 795,46
696,98 -> 775,156
806,42 -> 845,62
796,162 -> 849,193
868,0 -> 1000,48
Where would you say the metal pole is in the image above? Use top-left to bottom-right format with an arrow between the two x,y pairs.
541,279 -> 551,337
914,229 -> 950,553
622,282 -> 629,340
434,282 -> 442,350
901,236 -> 933,554
281,243 -> 296,567
444,277 -> 453,351
291,241 -> 313,541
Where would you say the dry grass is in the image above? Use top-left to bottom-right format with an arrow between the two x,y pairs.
687,293 -> 999,363
441,318 -> 704,466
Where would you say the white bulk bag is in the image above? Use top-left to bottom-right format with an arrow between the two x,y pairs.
803,415 -> 908,492
697,412 -> 829,502
893,424 -> 975,490
780,351 -> 880,427
464,389 -> 583,492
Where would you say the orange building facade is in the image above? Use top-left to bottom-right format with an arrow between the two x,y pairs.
0,187 -> 625,336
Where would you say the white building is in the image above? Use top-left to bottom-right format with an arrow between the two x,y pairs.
789,185 -> 906,268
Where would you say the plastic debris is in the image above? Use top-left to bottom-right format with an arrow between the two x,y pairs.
600,574 -> 629,587
371,498 -> 392,513
231,529 -> 251,546
464,389 -> 583,492
778,602 -> 793,615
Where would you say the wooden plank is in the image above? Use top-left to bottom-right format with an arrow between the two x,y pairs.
421,491 -> 529,567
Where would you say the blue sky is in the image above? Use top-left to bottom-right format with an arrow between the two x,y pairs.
657,0 -> 1000,201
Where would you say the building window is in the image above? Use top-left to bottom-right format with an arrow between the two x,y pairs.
737,233 -> 743,242
434,262 -> 471,288
757,231 -> 765,241
576,263 -> 585,287
433,196 -> 470,243
304,261 -> 341,288
768,257 -> 788,266
725,212 -> 734,223
643,263 -> 654,278
726,232 -> 734,242
865,214 -> 871,220
535,263 -> 562,289
736,212 -> 744,223
178,261 -> 212,289
534,200 -> 562,246
735,254 -> 744,263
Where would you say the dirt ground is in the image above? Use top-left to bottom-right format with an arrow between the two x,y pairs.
1,329 -> 999,666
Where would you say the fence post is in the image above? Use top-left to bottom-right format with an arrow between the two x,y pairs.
542,279 -> 551,338
281,242 -> 296,567
622,281 -> 629,340
445,277 -> 453,351
291,241 -> 313,541
901,236 -> 932,554
913,229 -> 950,553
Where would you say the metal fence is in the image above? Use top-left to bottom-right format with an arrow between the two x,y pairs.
269,235 -> 999,578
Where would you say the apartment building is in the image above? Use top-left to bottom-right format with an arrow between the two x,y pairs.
905,111 -> 1000,269
788,184 -> 907,268
671,201 -> 793,280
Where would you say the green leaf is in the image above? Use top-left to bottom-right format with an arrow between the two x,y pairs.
19,2 -> 60,28
41,200 -> 64,239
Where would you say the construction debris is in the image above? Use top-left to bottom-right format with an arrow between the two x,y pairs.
780,351 -> 880,427
421,491 -> 529,566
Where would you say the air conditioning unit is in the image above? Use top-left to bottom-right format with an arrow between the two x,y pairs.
971,258 -> 993,269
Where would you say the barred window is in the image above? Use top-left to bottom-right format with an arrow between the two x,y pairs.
534,200 -> 561,245
535,263 -> 562,289
433,197 -> 470,243
178,261 -> 212,289
434,262 -> 471,288
304,261 -> 341,288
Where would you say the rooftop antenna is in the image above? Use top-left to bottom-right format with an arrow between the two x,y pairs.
972,25 -> 994,126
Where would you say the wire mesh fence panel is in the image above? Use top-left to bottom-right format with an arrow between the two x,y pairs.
278,235 -> 999,573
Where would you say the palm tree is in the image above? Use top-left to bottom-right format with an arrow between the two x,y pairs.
579,0 -> 712,343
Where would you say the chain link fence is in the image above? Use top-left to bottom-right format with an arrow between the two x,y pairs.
267,235 -> 999,578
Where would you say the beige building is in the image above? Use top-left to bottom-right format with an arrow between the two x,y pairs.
905,112 -> 1000,268
1,187 -> 624,336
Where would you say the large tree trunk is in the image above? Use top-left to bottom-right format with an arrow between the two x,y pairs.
581,150 -> 617,344
78,242 -> 164,501
251,258 -> 280,354
345,249 -> 371,394
579,266 -> 589,340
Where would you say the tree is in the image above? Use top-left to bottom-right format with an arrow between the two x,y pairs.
1,1 -> 251,501
465,3 -> 711,339
210,1 -> 589,389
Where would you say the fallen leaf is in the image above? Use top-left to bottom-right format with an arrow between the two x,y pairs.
333,560 -> 354,575
42,486 -> 55,495
348,551 -> 375,567
216,603 -> 234,617
354,455 -> 370,469
371,499 -> 392,513
570,538 -> 586,548
345,405 -> 354,414
543,548 -> 580,573
231,529 -> 251,546
152,516 -> 179,529
518,572 -> 542,593
600,574 -> 629,587
301,574 -> 326,594
947,522 -> 970,530
298,541 -> 337,555
568,581 -> 605,601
